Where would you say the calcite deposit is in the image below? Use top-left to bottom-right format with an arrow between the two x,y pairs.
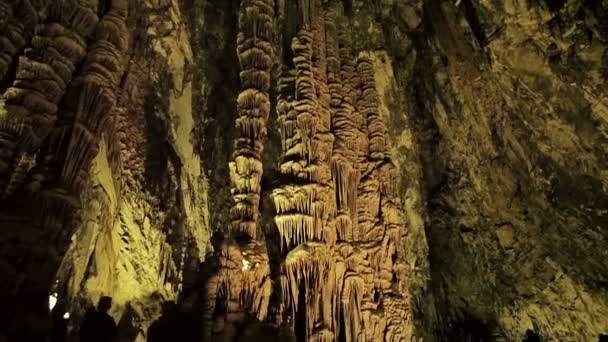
203,1 -> 414,341
0,0 -> 607,341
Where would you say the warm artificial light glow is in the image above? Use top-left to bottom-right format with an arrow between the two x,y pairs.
63,312 -> 70,319
242,259 -> 251,271
48,293 -> 58,311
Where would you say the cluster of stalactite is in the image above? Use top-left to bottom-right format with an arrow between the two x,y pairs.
203,0 -> 412,339
35,0 -> 129,238
205,0 -> 275,339
214,0 -> 413,340
0,0 -> 98,198
272,1 -> 337,341
0,0 -> 129,338
229,0 -> 275,239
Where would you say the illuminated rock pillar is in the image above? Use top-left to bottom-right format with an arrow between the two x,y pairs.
272,1 -> 414,341
204,0 -> 275,339
230,0 -> 275,239
208,0 -> 414,340
0,0 -> 98,197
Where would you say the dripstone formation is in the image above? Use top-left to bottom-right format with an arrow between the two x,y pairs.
1,0 -> 607,341
204,0 -> 415,341
0,0 -> 128,339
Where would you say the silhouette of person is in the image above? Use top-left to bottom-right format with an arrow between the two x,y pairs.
79,296 -> 118,342
147,301 -> 179,342
524,329 -> 541,342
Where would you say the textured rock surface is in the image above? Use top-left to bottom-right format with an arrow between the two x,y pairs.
56,0 -> 210,339
0,0 -> 209,340
404,0 -> 608,340
0,0 -> 607,341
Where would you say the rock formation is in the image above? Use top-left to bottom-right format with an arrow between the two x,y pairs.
272,2 -> 407,341
202,0 -> 275,339
0,0 -> 125,339
203,0 -> 415,341
0,0 -> 607,341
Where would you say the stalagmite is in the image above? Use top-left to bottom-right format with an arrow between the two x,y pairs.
229,0 -> 275,239
207,0 -> 275,338
207,0 -> 413,340
204,239 -> 272,339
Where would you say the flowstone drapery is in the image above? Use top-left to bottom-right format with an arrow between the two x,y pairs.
207,0 -> 415,340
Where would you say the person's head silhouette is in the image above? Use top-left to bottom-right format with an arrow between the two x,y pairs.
97,296 -> 112,314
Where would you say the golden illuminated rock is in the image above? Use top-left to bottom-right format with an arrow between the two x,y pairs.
1,0 -> 607,341
264,1 -> 414,340
229,0 -> 275,239
0,0 -> 98,198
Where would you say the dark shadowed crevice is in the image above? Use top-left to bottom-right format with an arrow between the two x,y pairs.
0,54 -> 18,94
545,0 -> 567,13
461,0 -> 487,47
143,93 -> 170,194
97,0 -> 112,16
192,0 -> 241,237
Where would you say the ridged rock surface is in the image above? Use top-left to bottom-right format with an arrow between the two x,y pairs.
0,0 -> 606,341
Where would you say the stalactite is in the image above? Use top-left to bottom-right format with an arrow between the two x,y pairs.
357,56 -> 387,160
34,0 -> 128,234
0,0 -> 98,197
282,242 -> 330,338
0,1 -> 11,30
273,20 -> 335,255
272,183 -> 335,248
2,151 -> 34,198
0,0 -> 37,81
210,0 -> 414,340
229,0 -> 274,239
328,2 -> 368,246
342,273 -> 364,342
300,0 -> 312,29
0,0 -> 37,194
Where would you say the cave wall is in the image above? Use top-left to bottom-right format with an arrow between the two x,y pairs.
56,0 -> 211,338
0,0 -> 210,340
408,1 -> 608,340
0,0 -> 607,341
